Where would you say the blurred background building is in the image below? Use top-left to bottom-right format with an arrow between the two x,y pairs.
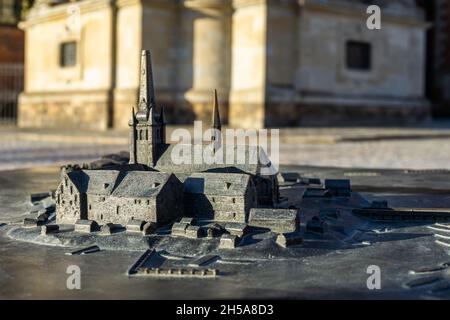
420,0 -> 450,118
0,0 -> 29,125
1,0 -> 449,129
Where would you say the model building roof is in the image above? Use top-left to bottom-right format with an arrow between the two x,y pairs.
154,143 -> 273,176
184,172 -> 252,196
65,170 -> 174,198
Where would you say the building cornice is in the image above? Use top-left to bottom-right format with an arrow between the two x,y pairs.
117,0 -> 178,9
20,0 -> 116,28
181,0 -> 231,10
232,0 -> 267,9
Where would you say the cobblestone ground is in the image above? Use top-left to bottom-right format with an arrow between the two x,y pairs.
2,126 -> 450,171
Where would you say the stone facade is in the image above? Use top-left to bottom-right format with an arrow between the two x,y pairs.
419,0 -> 450,116
18,0 -> 116,129
183,172 -> 257,222
18,0 -> 429,129
55,169 -> 184,225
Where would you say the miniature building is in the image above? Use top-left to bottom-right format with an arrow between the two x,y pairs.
183,172 -> 257,222
248,208 -> 299,233
127,51 -> 279,207
56,170 -> 183,226
55,49 -> 279,228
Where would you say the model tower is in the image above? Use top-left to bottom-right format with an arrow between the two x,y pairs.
129,50 -> 166,167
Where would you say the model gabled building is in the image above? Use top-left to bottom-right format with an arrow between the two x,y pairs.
184,172 -> 257,222
56,170 -> 183,226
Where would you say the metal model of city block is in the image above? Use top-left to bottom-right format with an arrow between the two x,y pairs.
6,50 -> 450,298
55,50 -> 281,234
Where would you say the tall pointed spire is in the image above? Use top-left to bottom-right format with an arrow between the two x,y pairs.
136,50 -> 156,121
211,89 -> 222,151
130,50 -> 165,167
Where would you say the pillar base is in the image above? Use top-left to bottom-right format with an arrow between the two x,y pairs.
264,99 -> 431,127
18,90 -> 111,130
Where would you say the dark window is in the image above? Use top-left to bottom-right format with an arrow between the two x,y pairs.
346,41 -> 371,71
60,42 -> 77,67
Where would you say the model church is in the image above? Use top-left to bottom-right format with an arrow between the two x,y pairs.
55,50 -> 279,227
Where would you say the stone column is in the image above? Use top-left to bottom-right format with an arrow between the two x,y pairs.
228,0 -> 268,129
114,0 -> 178,129
177,0 -> 231,124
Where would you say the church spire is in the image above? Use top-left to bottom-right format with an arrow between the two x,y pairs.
129,107 -> 137,164
211,89 -> 222,151
136,50 -> 156,122
130,50 -> 165,167
212,89 -> 221,131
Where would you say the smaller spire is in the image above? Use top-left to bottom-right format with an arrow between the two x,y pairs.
211,89 -> 222,152
129,107 -> 137,164
129,107 -> 137,126
212,89 -> 221,131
